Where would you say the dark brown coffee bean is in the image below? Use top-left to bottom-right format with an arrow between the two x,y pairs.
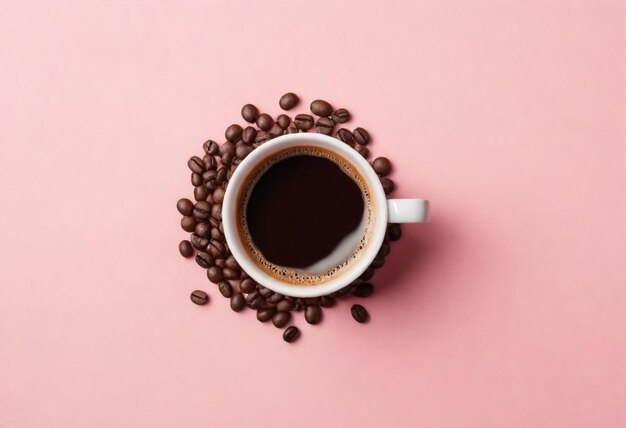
320,296 -> 335,308
204,155 -> 218,170
190,290 -> 208,305
208,239 -> 225,258
203,139 -> 219,155
378,242 -> 390,257
294,114 -> 314,131
241,104 -> 258,123
272,311 -> 291,328
230,292 -> 245,312
380,177 -> 395,194
305,305 -> 322,324
286,125 -> 298,134
206,266 -> 223,283
191,172 -> 203,186
370,256 -> 385,269
218,280 -> 233,298
331,108 -> 350,123
195,251 -> 213,269
388,223 -> 402,241
181,216 -> 197,232
294,302 -> 303,311
193,201 -> 211,221
225,256 -> 240,271
279,92 -> 299,110
242,126 -> 257,144
240,278 -> 257,294
214,258 -> 225,268
276,299 -> 295,312
215,166 -> 228,184
206,193 -> 215,204
269,292 -> 284,303
202,169 -> 217,184
304,297 -> 321,306
315,117 -> 334,135
276,114 -> 291,129
255,130 -> 271,144
351,304 -> 369,323
194,185 -> 209,201
211,227 -> 223,241
194,222 -> 210,237
210,204 -> 222,220
360,267 -> 375,281
258,286 -> 273,298
283,325 -> 300,343
256,113 -> 274,131
372,157 -> 392,176
179,240 -> 194,258
188,156 -> 204,173
176,198 -> 194,216
240,270 -> 249,280
212,187 -> 225,205
310,99 -> 333,117
220,142 -> 236,165
245,290 -> 265,310
355,145 -> 370,158
191,234 -> 209,250
353,127 -> 370,145
353,282 -> 374,297
235,142 -> 253,160
336,128 -> 354,145
222,268 -> 239,280
268,123 -> 284,138
257,307 -> 277,322
225,124 -> 243,142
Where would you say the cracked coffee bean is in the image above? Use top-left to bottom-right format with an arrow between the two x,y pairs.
354,127 -> 370,145
294,114 -> 314,131
351,304 -> 369,323
331,108 -> 350,123
353,282 -> 374,297
283,326 -> 300,343
190,290 -> 209,305
315,117 -> 334,135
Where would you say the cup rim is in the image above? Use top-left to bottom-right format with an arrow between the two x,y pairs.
222,133 -> 388,298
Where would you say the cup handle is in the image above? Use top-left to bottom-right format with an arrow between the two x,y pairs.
387,199 -> 429,223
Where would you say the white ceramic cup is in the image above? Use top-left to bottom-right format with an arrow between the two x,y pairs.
222,133 -> 428,298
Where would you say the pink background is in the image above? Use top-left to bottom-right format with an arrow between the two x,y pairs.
1,1 -> 625,427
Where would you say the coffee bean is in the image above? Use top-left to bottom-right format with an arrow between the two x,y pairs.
353,282 -> 374,297
220,141 -> 236,165
190,290 -> 209,305
315,117 -> 334,135
320,296 -> 336,308
283,326 -> 300,342
360,267 -> 375,281
267,124 -> 283,139
194,185 -> 209,201
202,169 -> 217,184
212,187 -> 225,205
286,125 -> 298,134
310,99 -> 333,117
269,292 -> 284,303
204,155 -> 218,170
245,290 -> 265,309
215,258 -> 225,268
208,240 -> 225,258
230,292 -> 245,312
191,234 -> 209,250
370,256 -> 385,269
181,216 -> 197,232
272,311 -> 291,328
215,166 -> 228,184
206,266 -> 223,283
305,305 -> 322,324
225,124 -> 243,142
353,127 -> 370,145
242,126 -> 257,144
193,201 -> 211,221
380,177 -> 395,194
257,307 -> 277,322
210,204 -> 222,220
294,114 -> 314,131
388,223 -> 402,241
177,198 -> 194,216
225,256 -> 240,271
195,251 -> 213,269
218,280 -> 233,298
188,156 -> 205,173
304,297 -> 321,306
258,286 -> 273,298
206,193 -> 215,204
235,142 -> 253,160
203,139 -> 219,155
191,172 -> 203,186
239,281 -> 256,296
279,92 -> 299,110
378,242 -> 390,257
354,145 -> 370,158
256,113 -> 274,131
179,240 -> 194,258
240,270 -> 250,279
194,222 -> 210,237
241,104 -> 258,123
372,157 -> 391,176
294,302 -> 303,311
331,108 -> 350,123
336,128 -> 354,145
255,130 -> 271,144
276,299 -> 295,312
209,217 -> 219,228
222,268 -> 239,280
351,304 -> 369,323
275,114 -> 291,130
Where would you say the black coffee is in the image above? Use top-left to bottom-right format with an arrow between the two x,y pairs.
246,154 -> 364,269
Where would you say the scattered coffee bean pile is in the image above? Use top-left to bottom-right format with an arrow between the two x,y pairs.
177,93 -> 402,343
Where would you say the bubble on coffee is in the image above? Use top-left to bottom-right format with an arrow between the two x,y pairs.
238,146 -> 375,285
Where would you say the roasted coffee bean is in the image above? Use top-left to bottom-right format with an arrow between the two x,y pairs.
215,166 -> 228,184
212,187 -> 225,204
258,286 -> 273,298
220,152 -> 234,166
203,139 -> 219,155
380,177 -> 395,194
277,114 -> 291,129
225,124 -> 243,142
202,169 -> 217,184
355,144 -> 370,158
294,302 -> 303,311
378,242 -> 390,257
191,172 -> 203,186
279,92 -> 299,110
276,299 -> 295,312
193,201 -> 211,221
218,280 -> 233,298
268,123 -> 284,138
188,156 -> 205,173
304,297 -> 321,306
208,239 -> 225,258
286,125 -> 298,134
190,290 -> 209,305
255,130 -> 271,144
360,267 -> 375,281
177,198 -> 194,216
206,266 -> 223,283
181,216 -> 197,232
372,157 -> 391,176
206,193 -> 215,204
222,268 -> 239,280
320,296 -> 336,308
209,227 -> 221,241
220,140 -> 236,159
242,126 -> 257,144
191,234 -> 209,250
336,128 -> 354,145
210,204 -> 222,220
245,290 -> 265,310
305,305 -> 322,324
294,114 -> 314,131
194,222 -> 210,237
331,108 -> 350,123
179,240 -> 194,258
218,221 -> 224,233
204,155 -> 218,170
215,258 -> 225,268
235,142 -> 253,160
388,223 -> 402,241
194,185 -> 209,201
315,117 -> 334,135
353,282 -> 374,297
256,113 -> 274,131
269,292 -> 284,304
272,311 -> 291,328
225,256 -> 240,271
351,304 -> 369,323
310,99 -> 333,117
370,256 -> 385,269
353,127 -> 370,145
239,280 -> 256,295
283,326 -> 300,343
209,217 -> 219,228
241,104 -> 258,123
230,292 -> 245,312
195,251 -> 213,269
257,307 -> 277,322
